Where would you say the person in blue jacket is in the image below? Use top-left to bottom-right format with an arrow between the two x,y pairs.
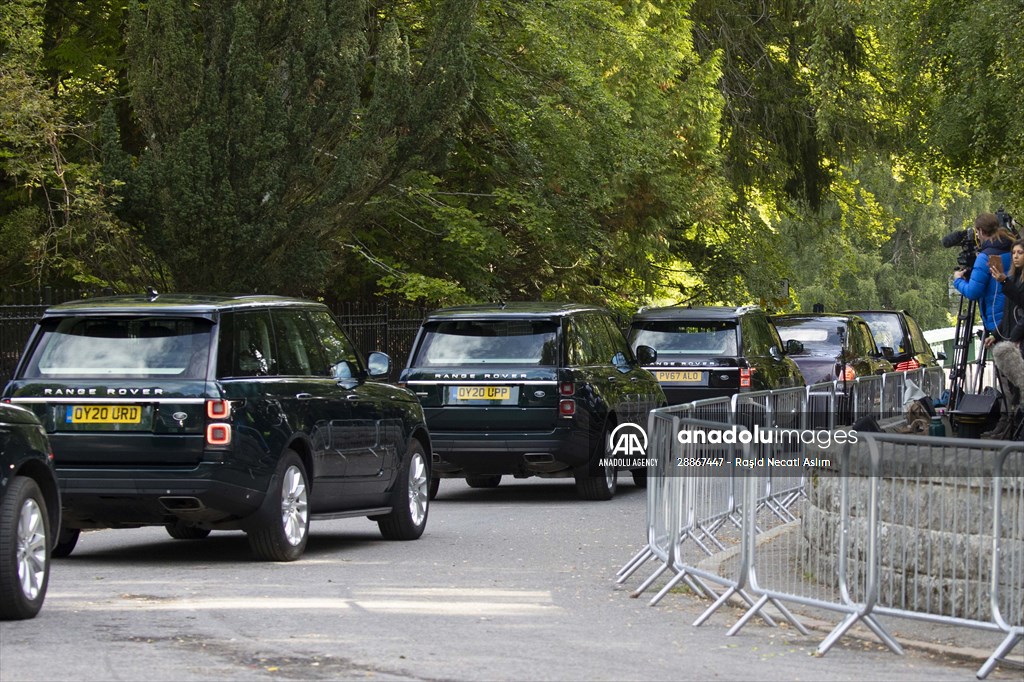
952,212 -> 1014,333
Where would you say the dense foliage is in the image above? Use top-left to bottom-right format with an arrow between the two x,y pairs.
1,0 -> 1020,329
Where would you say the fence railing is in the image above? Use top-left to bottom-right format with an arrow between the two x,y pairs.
617,371 -> 1024,680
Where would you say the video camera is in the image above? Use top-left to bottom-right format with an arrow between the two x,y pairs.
942,226 -> 978,275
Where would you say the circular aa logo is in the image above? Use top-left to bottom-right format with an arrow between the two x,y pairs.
608,422 -> 648,457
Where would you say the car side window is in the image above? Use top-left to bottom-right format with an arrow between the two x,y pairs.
857,322 -> 877,355
569,315 -> 593,364
271,310 -> 325,376
580,314 -> 615,366
599,314 -> 634,366
906,316 -> 929,356
740,314 -> 772,355
221,311 -> 276,377
306,310 -> 362,379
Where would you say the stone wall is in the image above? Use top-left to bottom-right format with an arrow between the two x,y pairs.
799,440 -> 1024,624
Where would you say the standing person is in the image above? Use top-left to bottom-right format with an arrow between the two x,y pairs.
984,239 -> 1024,438
952,212 -> 1014,334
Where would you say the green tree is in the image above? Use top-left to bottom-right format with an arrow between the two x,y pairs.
120,0 -> 477,294
349,0 -> 730,310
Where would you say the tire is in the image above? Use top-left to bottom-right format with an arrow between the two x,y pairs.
0,477 -> 51,620
51,527 -> 80,559
574,425 -> 618,501
248,450 -> 309,562
165,521 -> 211,540
631,468 -> 647,488
466,475 -> 501,489
377,440 -> 429,541
428,477 -> 440,501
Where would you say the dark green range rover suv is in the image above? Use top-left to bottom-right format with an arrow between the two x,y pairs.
400,303 -> 665,500
2,294 -> 431,561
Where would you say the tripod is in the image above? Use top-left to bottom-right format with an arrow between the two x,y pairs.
948,293 -> 987,412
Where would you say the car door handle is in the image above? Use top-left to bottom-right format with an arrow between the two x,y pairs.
346,394 -> 361,400
607,376 -> 618,382
295,393 -> 313,400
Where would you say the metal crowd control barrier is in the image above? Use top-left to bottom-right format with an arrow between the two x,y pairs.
860,433 -> 1024,679
616,368 -> 1023,679
727,430 -> 903,655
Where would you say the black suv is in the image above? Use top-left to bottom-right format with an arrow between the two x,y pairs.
400,303 -> 665,500
2,294 -> 431,562
843,309 -> 941,371
0,403 -> 60,619
773,313 -> 894,383
627,305 -> 805,405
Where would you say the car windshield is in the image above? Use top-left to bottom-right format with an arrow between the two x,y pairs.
774,318 -> 845,355
629,321 -> 738,357
22,316 -> 213,379
414,319 -> 559,366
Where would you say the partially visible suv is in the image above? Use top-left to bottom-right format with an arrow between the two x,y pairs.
0,403 -> 60,620
2,294 -> 431,562
773,313 -> 894,384
400,303 -> 665,500
843,309 -> 941,371
627,305 -> 805,405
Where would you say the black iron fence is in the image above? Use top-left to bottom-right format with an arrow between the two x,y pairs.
0,289 -> 431,387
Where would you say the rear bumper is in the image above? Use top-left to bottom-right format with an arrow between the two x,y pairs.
55,463 -> 268,529
662,386 -> 737,406
429,426 -> 592,476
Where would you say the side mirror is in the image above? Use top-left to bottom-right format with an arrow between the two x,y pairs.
879,346 -> 895,359
635,345 -> 657,365
784,339 -> 804,355
366,351 -> 392,379
936,351 -> 946,361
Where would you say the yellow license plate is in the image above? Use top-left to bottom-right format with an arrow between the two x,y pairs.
68,405 -> 142,424
455,386 -> 512,401
655,370 -> 704,383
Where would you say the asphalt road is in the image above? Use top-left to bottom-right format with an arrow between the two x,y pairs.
0,476 -> 1014,681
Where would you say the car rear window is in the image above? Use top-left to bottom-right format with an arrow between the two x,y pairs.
630,321 -> 738,356
774,318 -> 846,354
22,316 -> 213,379
413,319 -> 559,366
855,312 -> 906,353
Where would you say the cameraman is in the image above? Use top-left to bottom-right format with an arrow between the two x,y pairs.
953,212 -> 1014,333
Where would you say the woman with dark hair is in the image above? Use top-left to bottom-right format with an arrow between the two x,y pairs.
953,212 -> 1014,334
984,238 -> 1024,438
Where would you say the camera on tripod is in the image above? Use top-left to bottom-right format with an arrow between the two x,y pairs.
941,226 -> 978,275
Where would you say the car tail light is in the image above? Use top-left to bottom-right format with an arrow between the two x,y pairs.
559,399 -> 576,417
206,423 -> 232,446
896,359 -> 920,371
559,382 -> 575,396
739,368 -> 752,388
207,399 -> 231,419
842,365 -> 857,381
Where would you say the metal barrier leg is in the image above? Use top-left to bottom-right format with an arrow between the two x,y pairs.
616,546 -> 653,582
977,631 -> 1024,680
630,562 -> 669,598
817,611 -> 902,656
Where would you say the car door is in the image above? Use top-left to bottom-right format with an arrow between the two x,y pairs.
597,313 -> 661,423
306,310 -> 399,496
